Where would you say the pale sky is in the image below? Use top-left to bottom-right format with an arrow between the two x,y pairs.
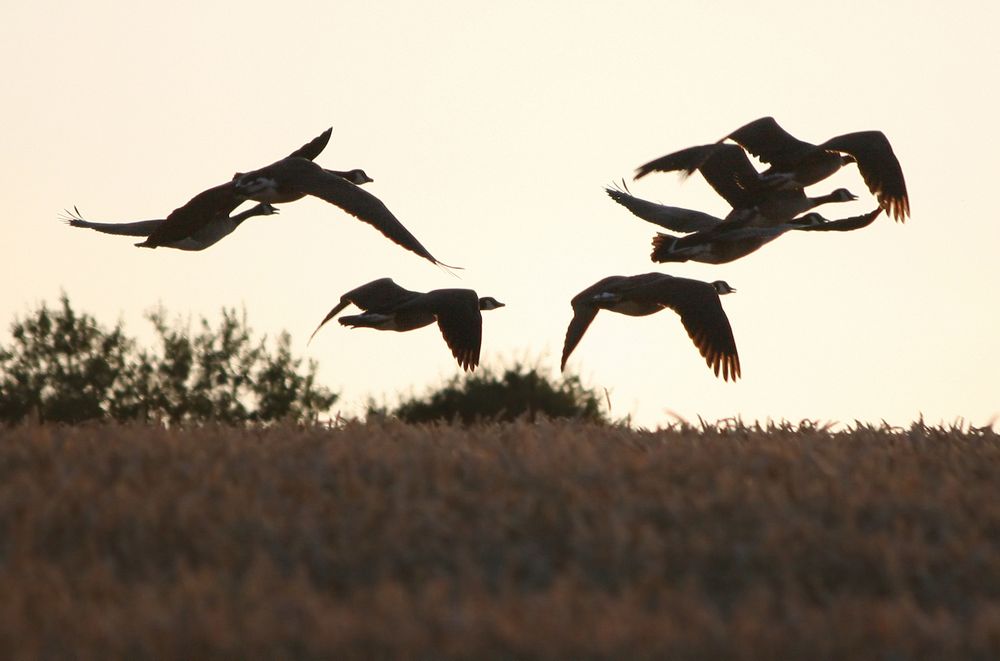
3,1 -> 998,428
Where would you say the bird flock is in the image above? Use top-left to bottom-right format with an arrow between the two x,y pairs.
63,118 -> 908,381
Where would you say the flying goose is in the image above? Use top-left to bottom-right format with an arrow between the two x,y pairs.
606,180 -> 857,232
135,129 -> 419,262
724,117 -> 909,219
309,278 -> 505,371
561,273 -> 740,381
633,144 -> 857,224
231,156 -> 454,268
650,208 -> 883,264
65,132 -> 370,252
61,202 -> 278,251
134,126 -> 345,248
638,118 -> 910,221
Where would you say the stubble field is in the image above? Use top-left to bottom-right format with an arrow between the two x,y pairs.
1,420 -> 998,659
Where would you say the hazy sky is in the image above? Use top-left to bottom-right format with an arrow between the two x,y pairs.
3,1 -> 998,428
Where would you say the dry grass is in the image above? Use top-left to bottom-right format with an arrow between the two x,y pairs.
1,420 -> 999,659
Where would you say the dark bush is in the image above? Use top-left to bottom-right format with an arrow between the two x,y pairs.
0,295 -> 337,425
376,363 -> 608,424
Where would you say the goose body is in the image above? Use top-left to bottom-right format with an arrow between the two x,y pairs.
63,203 -> 277,251
561,273 -> 740,381
651,208 -> 883,264
310,278 -> 504,372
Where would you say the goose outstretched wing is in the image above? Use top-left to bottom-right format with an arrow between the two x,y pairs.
818,131 -> 909,222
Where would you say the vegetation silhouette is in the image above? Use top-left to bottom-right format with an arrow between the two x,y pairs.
372,362 -> 608,424
0,295 -> 336,425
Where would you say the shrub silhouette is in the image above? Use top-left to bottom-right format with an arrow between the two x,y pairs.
0,295 -> 337,425
378,363 -> 607,424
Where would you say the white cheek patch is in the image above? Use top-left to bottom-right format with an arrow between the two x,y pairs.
592,293 -> 618,303
239,176 -> 277,193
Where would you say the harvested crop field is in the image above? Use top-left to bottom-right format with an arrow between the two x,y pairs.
1,420 -> 999,659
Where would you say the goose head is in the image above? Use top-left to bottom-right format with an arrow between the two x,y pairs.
830,188 -> 858,202
339,169 -> 374,185
711,281 -> 737,296
478,296 -> 505,311
230,203 -> 279,226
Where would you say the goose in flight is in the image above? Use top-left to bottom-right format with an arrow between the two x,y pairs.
309,278 -> 504,371
64,134 -> 371,252
134,129 -> 447,268
606,180 -> 857,232
62,127 -> 340,251
561,273 -> 740,381
232,156 -> 454,268
650,208 -> 883,264
636,117 -> 910,221
633,144 -> 857,224
132,126 -> 367,247
61,203 -> 278,251
724,117 -> 909,221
